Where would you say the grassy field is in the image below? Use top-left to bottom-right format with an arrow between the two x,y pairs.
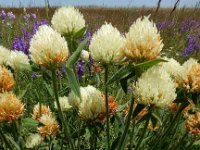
0,5 -> 200,150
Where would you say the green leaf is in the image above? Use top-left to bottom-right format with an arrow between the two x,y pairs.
22,118 -> 39,128
73,27 -> 87,39
134,58 -> 168,70
66,38 -> 88,68
151,113 -> 162,126
106,65 -> 135,85
66,67 -> 80,97
18,63 -> 32,71
4,135 -> 21,150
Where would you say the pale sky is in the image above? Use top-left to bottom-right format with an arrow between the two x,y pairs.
0,0 -> 199,8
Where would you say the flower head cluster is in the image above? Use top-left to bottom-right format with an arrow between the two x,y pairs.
0,46 -> 10,66
133,66 -> 177,107
185,111 -> 200,137
0,92 -> 24,122
125,16 -> 163,62
25,133 -> 43,148
32,103 -> 59,137
29,25 -> 69,68
89,23 -> 125,64
54,96 -> 72,111
0,66 -> 15,92
51,6 -> 85,35
181,58 -> 200,92
7,50 -> 30,71
68,85 -> 106,123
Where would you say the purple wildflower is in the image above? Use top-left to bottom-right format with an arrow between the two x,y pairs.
32,20 -> 48,35
77,59 -> 85,80
0,10 -> 6,23
31,72 -> 37,80
31,13 -> 37,19
24,14 -> 30,24
180,19 -> 198,32
7,12 -> 15,20
181,35 -> 199,56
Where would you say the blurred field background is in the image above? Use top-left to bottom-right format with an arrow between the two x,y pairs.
1,2 -> 200,62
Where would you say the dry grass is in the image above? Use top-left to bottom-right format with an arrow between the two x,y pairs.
1,6 -> 200,32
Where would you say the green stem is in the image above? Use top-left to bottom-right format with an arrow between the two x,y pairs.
52,70 -> 75,150
129,120 -> 136,149
135,117 -> 150,150
104,65 -> 110,150
0,129 -> 13,150
117,97 -> 135,150
90,128 -> 97,150
174,132 -> 188,150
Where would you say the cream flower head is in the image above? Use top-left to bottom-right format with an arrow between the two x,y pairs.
0,92 -> 24,122
51,6 -> 85,35
159,57 -> 184,87
125,16 -> 163,62
78,85 -> 106,123
0,46 -> 10,66
133,65 -> 177,107
25,133 -> 43,148
7,51 -> 30,71
29,25 -> 69,69
54,96 -> 72,111
68,85 -> 106,123
89,23 -> 125,64
181,58 -> 200,92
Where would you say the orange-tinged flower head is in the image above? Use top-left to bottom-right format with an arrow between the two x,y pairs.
0,92 -> 24,122
29,25 -> 69,69
185,111 -> 200,137
108,96 -> 117,117
32,103 -> 52,120
37,114 -> 59,137
0,66 -> 15,92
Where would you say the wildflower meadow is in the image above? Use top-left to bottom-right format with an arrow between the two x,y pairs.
0,3 -> 200,150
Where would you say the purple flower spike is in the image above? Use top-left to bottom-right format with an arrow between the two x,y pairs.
32,20 -> 48,35
24,14 -> 30,24
0,10 -> 6,23
31,13 -> 37,19
77,59 -> 85,80
180,19 -> 198,32
181,35 -> 199,56
31,72 -> 37,80
7,12 -> 16,20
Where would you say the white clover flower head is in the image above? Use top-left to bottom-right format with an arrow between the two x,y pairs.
7,50 -> 30,71
68,86 -> 90,108
81,50 -> 89,62
159,57 -> 185,87
54,96 -> 72,111
78,85 -> 106,122
182,58 -> 200,92
0,46 -> 10,66
51,6 -> 85,35
89,23 -> 125,64
25,133 -> 43,148
134,65 -> 177,108
125,16 -> 163,62
29,25 -> 69,69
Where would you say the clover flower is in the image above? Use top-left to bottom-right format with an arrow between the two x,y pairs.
0,66 -> 15,92
54,96 -> 72,111
0,45 -> 10,66
25,133 -> 43,148
89,23 -> 125,64
7,50 -> 30,71
133,66 -> 177,107
51,6 -> 85,35
0,92 -> 24,122
125,16 -> 163,62
29,25 -> 69,69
